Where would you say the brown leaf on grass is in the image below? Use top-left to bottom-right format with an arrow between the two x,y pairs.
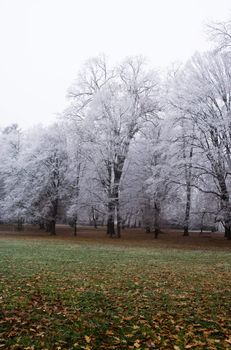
134,340 -> 141,348
123,316 -> 134,321
84,335 -> 91,343
146,339 -> 156,349
105,330 -> 114,335
133,325 -> 140,330
225,337 -> 231,344
173,346 -> 180,350
185,342 -> 207,348
84,346 -> 91,350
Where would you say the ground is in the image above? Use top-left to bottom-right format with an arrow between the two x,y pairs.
0,226 -> 231,349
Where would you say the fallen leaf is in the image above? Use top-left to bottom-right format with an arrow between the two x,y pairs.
174,346 -> 180,350
84,335 -> 91,343
105,330 -> 114,336
134,340 -> 141,348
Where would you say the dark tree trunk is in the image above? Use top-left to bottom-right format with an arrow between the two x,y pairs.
107,216 -> 115,237
45,221 -> 51,232
143,200 -> 152,233
39,222 -> 45,230
116,206 -> 121,238
117,222 -> 121,238
224,210 -> 231,240
74,220 -> 77,236
199,212 -> 206,234
154,201 -> 161,239
154,228 -> 160,239
50,220 -> 56,235
50,198 -> 58,235
146,226 -> 151,233
218,174 -> 231,240
114,183 -> 121,238
107,200 -> 115,237
183,227 -> 189,236
17,219 -> 23,231
225,226 -> 231,240
223,209 -> 231,240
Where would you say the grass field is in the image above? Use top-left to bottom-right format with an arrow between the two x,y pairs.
0,228 -> 231,349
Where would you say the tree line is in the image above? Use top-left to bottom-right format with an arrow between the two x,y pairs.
1,20 -> 231,239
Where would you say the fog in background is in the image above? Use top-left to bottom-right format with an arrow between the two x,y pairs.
0,0 -> 231,128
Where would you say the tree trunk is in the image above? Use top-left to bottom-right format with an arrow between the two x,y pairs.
145,226 -> 151,233
74,220 -> 77,236
107,201 -> 115,237
39,222 -> 45,230
154,201 -> 161,239
106,155 -> 124,238
225,226 -> 231,240
114,182 -> 121,238
45,221 -> 51,232
116,205 -> 121,238
106,160 -> 115,237
199,212 -> 206,234
50,220 -> 56,235
127,214 -> 131,228
50,198 -> 58,235
183,182 -> 191,236
122,214 -> 128,230
181,121 -> 193,237
114,157 -> 124,238
92,207 -> 98,229
218,174 -> 231,240
224,213 -> 231,240
107,216 -> 115,237
16,219 -> 24,231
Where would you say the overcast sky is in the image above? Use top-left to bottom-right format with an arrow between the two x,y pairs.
0,0 -> 231,129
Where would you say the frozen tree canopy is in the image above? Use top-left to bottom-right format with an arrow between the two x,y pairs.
1,20 -> 231,240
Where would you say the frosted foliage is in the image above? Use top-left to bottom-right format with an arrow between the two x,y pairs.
1,42 -> 231,238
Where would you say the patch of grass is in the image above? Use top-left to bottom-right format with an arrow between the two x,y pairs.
0,238 -> 231,349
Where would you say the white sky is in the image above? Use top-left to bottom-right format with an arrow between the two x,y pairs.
0,0 -> 231,129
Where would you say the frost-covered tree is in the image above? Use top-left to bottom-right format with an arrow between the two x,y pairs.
0,124 -> 25,228
16,124 -> 69,234
64,122 -> 88,235
208,19 -> 231,52
172,51 -> 231,239
65,55 -> 160,237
